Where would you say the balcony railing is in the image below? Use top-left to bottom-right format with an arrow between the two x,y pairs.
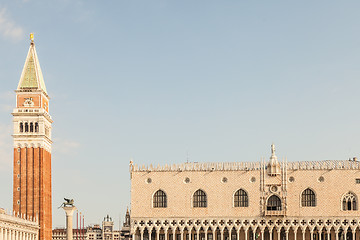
265,209 -> 285,216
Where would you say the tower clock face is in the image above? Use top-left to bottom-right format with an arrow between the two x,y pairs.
23,98 -> 34,107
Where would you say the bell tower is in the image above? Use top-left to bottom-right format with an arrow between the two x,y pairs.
12,33 -> 53,240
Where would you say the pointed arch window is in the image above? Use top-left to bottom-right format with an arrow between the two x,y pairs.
342,192 -> 357,211
301,188 -> 316,207
153,190 -> 167,208
193,189 -> 207,208
234,189 -> 248,207
267,195 -> 282,211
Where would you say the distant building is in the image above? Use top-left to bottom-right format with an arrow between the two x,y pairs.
52,213 -> 131,240
103,215 -> 115,240
87,225 -> 102,240
53,228 -> 87,240
0,208 -> 39,240
120,209 -> 131,240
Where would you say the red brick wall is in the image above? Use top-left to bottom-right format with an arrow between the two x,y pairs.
13,147 -> 52,240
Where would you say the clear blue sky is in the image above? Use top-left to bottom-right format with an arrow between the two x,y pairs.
1,0 -> 360,228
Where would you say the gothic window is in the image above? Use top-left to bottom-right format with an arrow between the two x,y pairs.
342,192 -> 357,211
267,195 -> 282,211
234,189 -> 248,207
25,122 -> 29,132
20,122 -> 23,132
30,122 -> 34,132
301,188 -> 316,207
153,190 -> 167,208
193,189 -> 207,208
35,122 -> 39,132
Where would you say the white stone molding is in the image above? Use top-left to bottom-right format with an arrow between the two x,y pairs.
131,160 -> 360,173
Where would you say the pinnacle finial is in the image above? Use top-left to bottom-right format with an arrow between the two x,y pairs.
30,33 -> 34,43
271,143 -> 276,156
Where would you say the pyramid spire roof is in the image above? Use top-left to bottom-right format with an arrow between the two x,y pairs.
17,33 -> 47,95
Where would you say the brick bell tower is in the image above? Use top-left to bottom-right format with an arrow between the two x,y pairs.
12,33 -> 53,240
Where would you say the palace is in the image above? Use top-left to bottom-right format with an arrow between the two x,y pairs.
130,145 -> 360,240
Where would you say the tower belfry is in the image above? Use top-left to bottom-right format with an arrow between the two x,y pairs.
12,34 -> 53,240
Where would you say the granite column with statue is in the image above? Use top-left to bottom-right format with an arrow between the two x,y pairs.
63,206 -> 76,240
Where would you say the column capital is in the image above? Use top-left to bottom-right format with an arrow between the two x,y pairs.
62,206 -> 77,216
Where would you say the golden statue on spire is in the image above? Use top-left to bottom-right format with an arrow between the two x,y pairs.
30,33 -> 34,42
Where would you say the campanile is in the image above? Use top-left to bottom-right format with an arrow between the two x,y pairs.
12,34 -> 53,240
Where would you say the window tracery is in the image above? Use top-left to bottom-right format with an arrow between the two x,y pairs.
153,190 -> 167,208
342,192 -> 357,211
267,195 -> 282,211
234,189 -> 248,207
193,189 -> 207,208
301,188 -> 316,207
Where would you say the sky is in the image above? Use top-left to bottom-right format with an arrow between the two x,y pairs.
1,0 -> 360,228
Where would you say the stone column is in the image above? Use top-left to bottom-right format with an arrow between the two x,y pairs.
277,229 -> 280,240
244,229 -> 248,240
204,229 -> 207,240
261,230 -> 264,240
220,230 -> 223,240
269,228 -> 273,240
293,228 -> 297,240
149,229 -> 152,240
173,229 -> 176,240
335,230 -> 338,240
157,229 -> 160,240
285,230 -> 289,240
212,229 -> 216,240
0,227 -> 3,240
63,206 -> 77,240
188,229 -> 192,240
236,229 -> 240,240
140,230 -> 144,240
4,229 -> 7,240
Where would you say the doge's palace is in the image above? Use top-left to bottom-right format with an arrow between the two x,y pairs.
130,145 -> 360,240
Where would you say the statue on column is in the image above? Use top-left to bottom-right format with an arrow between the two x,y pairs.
61,198 -> 76,240
58,198 -> 74,208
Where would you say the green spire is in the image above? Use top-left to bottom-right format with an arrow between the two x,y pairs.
18,34 -> 48,94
